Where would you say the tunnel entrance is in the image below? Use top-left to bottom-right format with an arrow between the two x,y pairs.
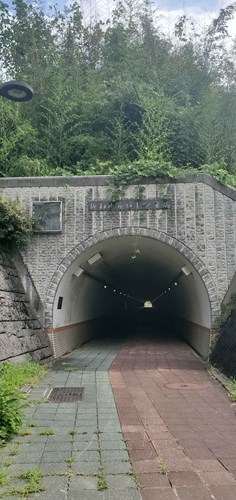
48,230 -> 218,360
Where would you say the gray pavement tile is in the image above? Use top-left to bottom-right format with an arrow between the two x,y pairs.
99,433 -> 125,441
102,462 -> 133,474
69,476 -> 98,490
72,450 -> 100,462
106,474 -> 137,489
99,440 -> 126,450
71,461 -> 101,474
103,491 -> 142,500
17,443 -> 46,453
101,450 -> 129,461
44,442 -> 73,452
67,490 -> 104,499
37,463 -> 68,476
42,475 -> 68,492
41,452 -> 71,463
14,453 -> 43,463
31,492 -> 66,499
73,441 -> 99,452
73,433 -> 98,442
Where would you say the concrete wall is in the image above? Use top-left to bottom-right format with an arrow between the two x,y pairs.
0,248 -> 53,363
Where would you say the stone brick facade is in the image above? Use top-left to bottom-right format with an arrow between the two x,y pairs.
0,173 -> 236,359
0,248 -> 53,363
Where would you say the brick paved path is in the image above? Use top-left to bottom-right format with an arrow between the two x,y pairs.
109,332 -> 236,500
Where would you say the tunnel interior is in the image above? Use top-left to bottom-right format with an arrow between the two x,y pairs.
52,236 -> 212,358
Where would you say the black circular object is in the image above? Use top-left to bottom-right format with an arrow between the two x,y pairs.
0,80 -> 33,102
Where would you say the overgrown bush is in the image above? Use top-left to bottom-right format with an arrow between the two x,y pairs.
0,362 -> 48,445
0,196 -> 33,247
0,384 -> 25,444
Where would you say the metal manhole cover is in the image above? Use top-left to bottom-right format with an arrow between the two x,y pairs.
165,383 -> 206,390
48,387 -> 85,403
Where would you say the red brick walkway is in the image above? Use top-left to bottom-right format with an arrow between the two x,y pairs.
109,334 -> 236,500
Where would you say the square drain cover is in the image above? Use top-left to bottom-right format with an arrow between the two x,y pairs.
48,387 -> 84,403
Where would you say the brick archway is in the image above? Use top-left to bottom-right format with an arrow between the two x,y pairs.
44,228 -> 219,328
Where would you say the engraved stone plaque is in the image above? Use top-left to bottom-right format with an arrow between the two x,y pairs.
88,198 -> 169,212
32,201 -> 62,233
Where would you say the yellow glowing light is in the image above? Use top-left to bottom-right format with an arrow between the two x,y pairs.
144,300 -> 153,308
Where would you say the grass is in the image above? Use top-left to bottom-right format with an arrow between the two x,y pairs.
97,470 -> 107,491
65,458 -> 74,465
0,469 -> 8,486
39,429 -> 54,436
18,429 -> 32,436
11,467 -> 45,495
9,447 -> 18,456
0,362 -> 48,391
226,378 -> 236,400
159,458 -> 170,475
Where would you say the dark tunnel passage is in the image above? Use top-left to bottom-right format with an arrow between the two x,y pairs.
52,236 -> 212,358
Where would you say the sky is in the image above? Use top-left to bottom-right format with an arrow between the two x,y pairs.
3,0 -> 236,37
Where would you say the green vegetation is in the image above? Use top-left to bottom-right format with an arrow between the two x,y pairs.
0,196 -> 33,248
15,467 -> 44,495
0,469 -> 8,486
97,470 -> 108,491
0,362 -> 47,390
227,379 -> 236,401
159,458 -> 170,475
0,1 -> 236,183
38,429 -> 54,436
0,362 -> 47,445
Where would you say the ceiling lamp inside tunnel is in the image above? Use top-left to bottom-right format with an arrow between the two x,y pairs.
144,300 -> 153,308
181,265 -> 191,276
88,253 -> 102,265
73,266 -> 84,278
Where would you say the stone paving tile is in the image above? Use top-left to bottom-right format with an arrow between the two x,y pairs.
175,486 -> 215,500
69,476 -> 98,490
108,335 -> 236,500
139,472 -> 170,488
141,488 -> 178,500
210,485 -> 236,500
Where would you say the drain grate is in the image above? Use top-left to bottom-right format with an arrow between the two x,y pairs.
48,387 -> 85,403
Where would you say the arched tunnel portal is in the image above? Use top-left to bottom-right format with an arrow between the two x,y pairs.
46,229 -> 219,359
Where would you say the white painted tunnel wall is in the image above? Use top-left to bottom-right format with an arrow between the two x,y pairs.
51,236 -> 212,358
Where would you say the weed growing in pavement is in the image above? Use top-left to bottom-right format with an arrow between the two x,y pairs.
65,458 -> 74,465
0,469 -> 8,485
15,467 -> 44,495
18,429 -> 32,436
97,470 -> 107,491
69,430 -> 76,436
39,429 -> 54,436
127,469 -> 141,488
3,460 -> 14,468
159,458 -> 169,475
9,447 -> 18,456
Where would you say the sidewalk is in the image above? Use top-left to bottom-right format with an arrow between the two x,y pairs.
109,332 -> 236,500
0,331 -> 236,499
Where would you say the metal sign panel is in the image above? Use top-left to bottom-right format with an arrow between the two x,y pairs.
32,201 -> 62,233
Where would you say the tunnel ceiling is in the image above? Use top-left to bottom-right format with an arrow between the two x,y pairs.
79,236 -> 191,300
54,234 -> 212,332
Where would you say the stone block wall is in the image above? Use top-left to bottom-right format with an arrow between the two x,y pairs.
0,248 -> 53,363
